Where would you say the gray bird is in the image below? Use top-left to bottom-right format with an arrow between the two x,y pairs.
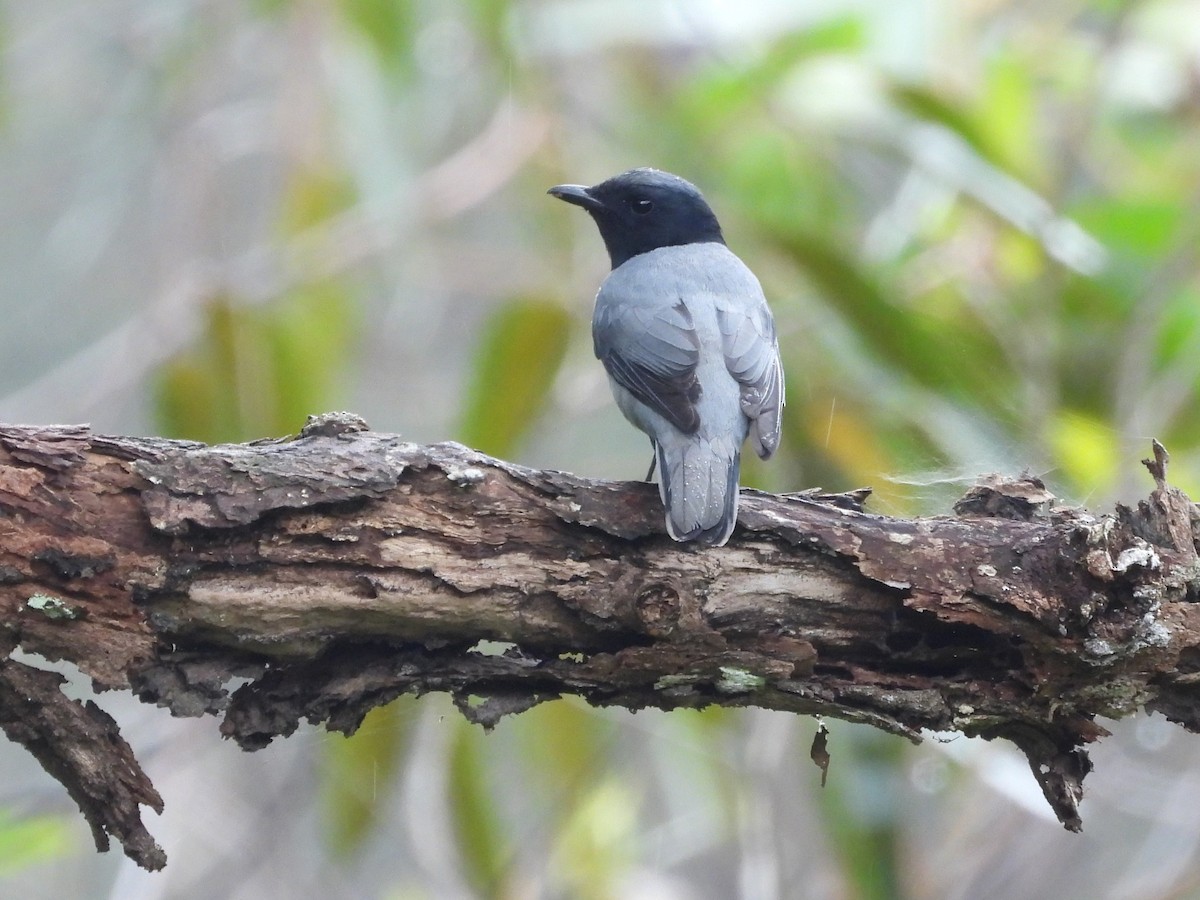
549,168 -> 784,546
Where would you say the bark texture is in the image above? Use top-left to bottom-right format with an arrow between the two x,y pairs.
1,414 -> 1199,869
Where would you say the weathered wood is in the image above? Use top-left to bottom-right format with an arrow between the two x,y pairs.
1,415 -> 1198,869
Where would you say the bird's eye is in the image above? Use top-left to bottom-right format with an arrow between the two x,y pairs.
631,198 -> 654,215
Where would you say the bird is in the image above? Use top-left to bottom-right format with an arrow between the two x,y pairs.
548,168 -> 784,547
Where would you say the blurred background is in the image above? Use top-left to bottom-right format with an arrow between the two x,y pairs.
2,0 -> 1200,897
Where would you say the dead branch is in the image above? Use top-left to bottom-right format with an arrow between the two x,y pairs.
2,415 -> 1198,869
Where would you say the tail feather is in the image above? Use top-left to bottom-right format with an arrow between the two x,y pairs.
656,440 -> 741,546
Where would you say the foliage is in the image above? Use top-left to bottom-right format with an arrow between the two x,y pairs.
153,1 -> 1200,895
7,0 -> 1200,896
0,811 -> 70,876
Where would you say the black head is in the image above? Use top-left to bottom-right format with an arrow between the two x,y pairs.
548,168 -> 725,269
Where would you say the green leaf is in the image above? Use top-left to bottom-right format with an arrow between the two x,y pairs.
1070,199 -> 1184,258
448,721 -> 510,897
805,397 -> 915,514
549,778 -> 639,899
337,0 -> 417,78
249,0 -> 289,15
0,810 -> 70,875
771,230 -> 1011,411
890,52 -> 1039,181
1154,287 -> 1200,372
888,82 -> 993,160
155,297 -> 248,443
1050,409 -> 1118,496
279,170 -> 357,236
816,725 -> 906,900
681,16 -> 866,119
978,51 -> 1039,178
463,0 -> 513,59
155,281 -> 355,443
321,697 -> 414,858
516,699 -> 614,804
459,298 -> 572,458
261,281 -> 357,434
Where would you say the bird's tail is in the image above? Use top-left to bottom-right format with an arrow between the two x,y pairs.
655,439 -> 741,547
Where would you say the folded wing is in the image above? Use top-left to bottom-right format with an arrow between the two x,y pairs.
593,298 -> 702,434
719,300 -> 784,459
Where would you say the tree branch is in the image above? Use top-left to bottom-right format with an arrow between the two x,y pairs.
2,415 -> 1199,868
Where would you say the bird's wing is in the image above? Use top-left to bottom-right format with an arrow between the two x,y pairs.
593,296 -> 702,434
719,298 -> 784,459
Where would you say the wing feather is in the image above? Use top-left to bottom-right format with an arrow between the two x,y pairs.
593,297 -> 701,434
719,301 -> 784,459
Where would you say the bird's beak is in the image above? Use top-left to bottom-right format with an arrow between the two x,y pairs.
548,184 -> 604,211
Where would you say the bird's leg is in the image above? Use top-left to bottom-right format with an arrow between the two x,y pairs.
645,441 -> 658,481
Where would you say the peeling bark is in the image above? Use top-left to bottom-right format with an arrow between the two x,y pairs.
1,416 -> 1199,868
